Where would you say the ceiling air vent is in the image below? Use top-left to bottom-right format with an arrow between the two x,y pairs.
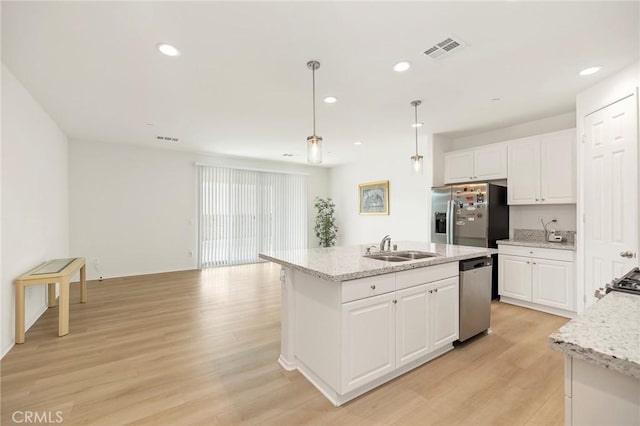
156,135 -> 179,142
423,36 -> 466,60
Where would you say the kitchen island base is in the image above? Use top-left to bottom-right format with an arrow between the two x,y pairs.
296,344 -> 453,407
563,355 -> 640,426
278,262 -> 460,406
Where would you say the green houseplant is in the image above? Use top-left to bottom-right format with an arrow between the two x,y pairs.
314,197 -> 338,247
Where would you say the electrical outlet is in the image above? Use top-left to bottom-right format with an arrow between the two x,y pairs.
551,217 -> 558,222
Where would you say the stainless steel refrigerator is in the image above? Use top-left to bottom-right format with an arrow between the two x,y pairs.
431,183 -> 508,248
431,183 -> 508,299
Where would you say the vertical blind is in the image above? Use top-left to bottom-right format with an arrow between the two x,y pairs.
197,165 -> 308,268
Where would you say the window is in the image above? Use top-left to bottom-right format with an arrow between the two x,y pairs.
197,166 -> 308,267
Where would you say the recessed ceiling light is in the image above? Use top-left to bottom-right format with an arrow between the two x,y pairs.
157,43 -> 181,57
411,122 -> 424,128
354,141 -> 363,146
393,61 -> 411,72
491,97 -> 501,102
323,96 -> 337,104
579,66 -> 600,76
282,153 -> 294,157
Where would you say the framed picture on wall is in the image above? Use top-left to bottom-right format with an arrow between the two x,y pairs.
359,180 -> 389,215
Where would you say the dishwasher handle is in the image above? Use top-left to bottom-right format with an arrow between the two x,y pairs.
459,257 -> 493,271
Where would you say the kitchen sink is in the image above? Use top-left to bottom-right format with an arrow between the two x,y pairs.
365,254 -> 413,262
364,250 -> 439,262
393,251 -> 439,259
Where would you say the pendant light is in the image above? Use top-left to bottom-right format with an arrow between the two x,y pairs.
410,100 -> 424,174
306,60 -> 323,164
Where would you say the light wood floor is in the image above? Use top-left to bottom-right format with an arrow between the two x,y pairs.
1,263 -> 568,425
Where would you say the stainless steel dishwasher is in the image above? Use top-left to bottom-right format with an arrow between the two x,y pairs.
458,257 -> 493,342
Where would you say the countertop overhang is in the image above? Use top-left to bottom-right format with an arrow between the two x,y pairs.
259,241 -> 496,282
549,291 -> 640,379
497,239 -> 576,251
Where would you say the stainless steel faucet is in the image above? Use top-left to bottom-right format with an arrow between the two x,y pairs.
379,235 -> 391,252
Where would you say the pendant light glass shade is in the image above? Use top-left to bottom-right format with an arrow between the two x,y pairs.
307,135 -> 323,164
306,60 -> 323,164
411,154 -> 424,174
410,100 -> 423,175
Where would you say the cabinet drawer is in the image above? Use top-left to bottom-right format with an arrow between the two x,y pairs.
498,244 -> 574,262
341,274 -> 396,303
396,262 -> 458,291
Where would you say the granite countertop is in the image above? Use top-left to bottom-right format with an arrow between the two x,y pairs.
496,228 -> 576,251
259,241 -> 496,282
549,292 -> 640,379
496,239 -> 576,251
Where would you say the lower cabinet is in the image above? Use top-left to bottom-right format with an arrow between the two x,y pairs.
342,277 -> 459,393
341,292 -> 396,391
498,245 -> 575,315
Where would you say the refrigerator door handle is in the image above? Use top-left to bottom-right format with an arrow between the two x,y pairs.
447,200 -> 454,244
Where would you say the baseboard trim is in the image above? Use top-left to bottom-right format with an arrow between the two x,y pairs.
500,297 -> 576,318
278,355 -> 297,371
1,302 -> 48,359
289,344 -> 455,407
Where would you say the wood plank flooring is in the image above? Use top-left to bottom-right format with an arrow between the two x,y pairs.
1,263 -> 568,425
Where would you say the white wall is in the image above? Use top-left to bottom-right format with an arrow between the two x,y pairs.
447,111 -> 576,152
329,138 -> 432,246
1,64 -> 69,356
69,139 -> 330,280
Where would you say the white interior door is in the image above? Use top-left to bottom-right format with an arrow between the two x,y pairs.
584,94 -> 638,307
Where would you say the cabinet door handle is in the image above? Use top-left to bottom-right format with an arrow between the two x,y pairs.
370,285 -> 376,290
392,299 -> 397,304
469,177 -> 473,180
434,288 -> 438,293
532,262 -> 537,265
620,251 -> 635,258
535,198 -> 539,201
529,251 -> 533,254
526,261 -> 530,264
541,198 -> 546,202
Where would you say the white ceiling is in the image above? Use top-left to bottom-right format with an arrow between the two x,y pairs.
2,1 -> 638,166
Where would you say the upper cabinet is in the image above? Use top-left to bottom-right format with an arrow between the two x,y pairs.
444,143 -> 507,184
507,129 -> 576,205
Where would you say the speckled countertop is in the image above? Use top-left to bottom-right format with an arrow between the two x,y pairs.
549,292 -> 640,379
497,228 -> 576,251
497,239 -> 576,251
259,241 -> 496,282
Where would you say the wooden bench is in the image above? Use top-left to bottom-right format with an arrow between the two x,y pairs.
14,257 -> 87,344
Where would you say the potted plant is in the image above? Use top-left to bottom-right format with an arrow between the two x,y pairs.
314,197 -> 338,247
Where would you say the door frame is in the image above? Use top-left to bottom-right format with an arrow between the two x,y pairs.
576,64 -> 639,312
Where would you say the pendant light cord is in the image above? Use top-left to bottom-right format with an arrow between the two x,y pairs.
414,103 -> 419,155
312,66 -> 316,136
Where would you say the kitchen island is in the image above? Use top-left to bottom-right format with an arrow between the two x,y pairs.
549,292 -> 640,425
259,241 -> 495,406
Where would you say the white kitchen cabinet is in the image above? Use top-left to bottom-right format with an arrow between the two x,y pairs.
287,262 -> 461,406
444,143 -> 507,184
498,245 -> 576,316
396,284 -> 430,367
499,254 -> 532,301
342,272 -> 459,393
430,277 -> 459,350
395,277 -> 459,368
342,292 -> 396,393
507,129 -> 576,205
532,258 -> 574,311
539,130 -> 576,204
